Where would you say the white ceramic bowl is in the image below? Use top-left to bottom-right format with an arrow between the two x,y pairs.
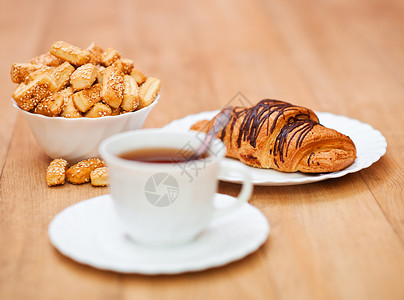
13,96 -> 159,162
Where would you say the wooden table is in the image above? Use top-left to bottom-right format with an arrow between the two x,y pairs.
1,0 -> 404,299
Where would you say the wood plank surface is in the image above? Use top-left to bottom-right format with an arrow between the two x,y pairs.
1,0 -> 404,299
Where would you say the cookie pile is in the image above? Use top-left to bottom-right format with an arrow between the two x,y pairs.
11,41 -> 160,117
47,158 -> 108,187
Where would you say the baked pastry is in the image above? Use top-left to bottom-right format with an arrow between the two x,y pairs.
112,58 -> 134,74
10,63 -> 45,84
138,77 -> 160,109
87,42 -> 104,65
72,83 -> 102,113
35,87 -> 73,117
50,41 -> 91,66
30,52 -> 63,67
101,66 -> 124,109
84,102 -> 112,118
66,158 -> 105,184
190,99 -> 357,173
51,62 -> 75,91
46,159 -> 68,186
90,167 -> 109,186
101,48 -> 121,66
121,75 -> 139,111
130,68 -> 146,85
70,63 -> 97,91
60,93 -> 82,118
12,73 -> 57,111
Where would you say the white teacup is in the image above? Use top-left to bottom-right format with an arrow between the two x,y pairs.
99,129 -> 252,246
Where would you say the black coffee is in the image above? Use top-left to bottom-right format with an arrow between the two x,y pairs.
119,148 -> 208,164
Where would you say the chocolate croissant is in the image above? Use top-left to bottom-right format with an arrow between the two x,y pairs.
190,99 -> 356,173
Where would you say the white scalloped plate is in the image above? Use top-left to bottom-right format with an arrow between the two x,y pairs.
48,194 -> 269,275
163,110 -> 387,186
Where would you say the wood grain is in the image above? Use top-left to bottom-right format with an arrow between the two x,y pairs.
1,0 -> 404,299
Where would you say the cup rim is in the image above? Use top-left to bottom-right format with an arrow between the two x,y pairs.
99,128 -> 226,170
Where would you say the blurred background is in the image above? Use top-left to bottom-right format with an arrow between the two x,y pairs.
2,0 -> 403,131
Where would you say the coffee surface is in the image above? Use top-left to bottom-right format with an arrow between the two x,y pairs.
119,147 -> 208,164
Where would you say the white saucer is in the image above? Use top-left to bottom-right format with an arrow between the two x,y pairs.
48,194 -> 270,275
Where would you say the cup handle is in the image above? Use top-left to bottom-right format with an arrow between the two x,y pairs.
212,161 -> 253,220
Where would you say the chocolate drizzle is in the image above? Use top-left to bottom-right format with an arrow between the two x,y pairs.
273,118 -> 318,163
221,99 -> 319,165
307,152 -> 315,166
